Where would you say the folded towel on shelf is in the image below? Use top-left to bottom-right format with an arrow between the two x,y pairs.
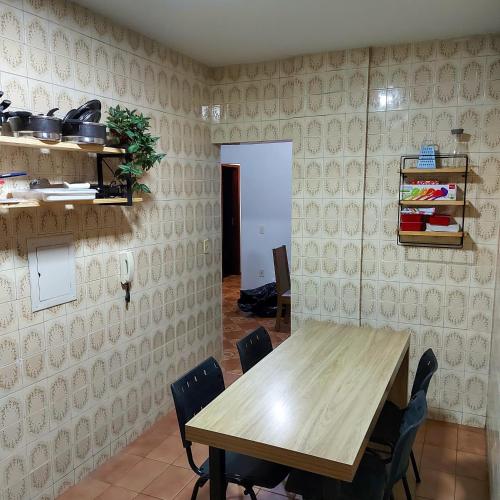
425,223 -> 460,232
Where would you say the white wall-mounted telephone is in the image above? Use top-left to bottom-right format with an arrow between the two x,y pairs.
119,251 -> 134,305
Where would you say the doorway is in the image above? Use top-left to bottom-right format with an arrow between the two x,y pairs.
220,141 -> 293,290
221,163 -> 241,278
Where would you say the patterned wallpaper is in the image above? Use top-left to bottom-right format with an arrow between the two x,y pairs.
208,34 -> 500,428
0,1 -> 220,499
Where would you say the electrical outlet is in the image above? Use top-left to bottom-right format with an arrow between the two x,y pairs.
203,239 -> 209,254
258,270 -> 264,277
259,225 -> 265,234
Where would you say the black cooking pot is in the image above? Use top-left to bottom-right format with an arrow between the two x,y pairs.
62,120 -> 106,145
8,108 -> 62,140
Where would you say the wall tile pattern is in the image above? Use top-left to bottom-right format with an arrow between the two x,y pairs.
487,224 -> 500,494
0,0 -> 220,499
208,34 -> 500,428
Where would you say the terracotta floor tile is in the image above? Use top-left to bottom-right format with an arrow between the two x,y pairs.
455,451 -> 488,481
146,434 -> 185,464
133,495 -> 161,500
173,478 -> 210,500
421,444 -> 456,474
147,418 -> 179,440
226,483 -> 255,499
96,485 -> 137,500
416,468 -> 455,500
114,458 -> 168,492
91,452 -> 143,484
457,426 -> 486,456
413,442 -> 424,468
223,371 -> 241,386
260,480 -> 296,498
125,433 -> 164,457
173,443 -> 208,469
425,420 -> 458,450
415,422 -> 427,444
454,475 -> 489,500
141,465 -> 194,500
58,478 -> 110,500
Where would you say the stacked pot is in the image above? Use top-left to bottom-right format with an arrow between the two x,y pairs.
0,98 -> 107,145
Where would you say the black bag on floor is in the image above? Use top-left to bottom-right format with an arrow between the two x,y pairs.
238,282 -> 277,317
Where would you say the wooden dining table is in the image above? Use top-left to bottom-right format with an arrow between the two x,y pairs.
186,321 -> 410,499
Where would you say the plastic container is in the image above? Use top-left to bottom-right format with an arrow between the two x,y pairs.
400,222 -> 425,231
451,128 -> 467,167
429,215 -> 451,226
401,213 -> 425,223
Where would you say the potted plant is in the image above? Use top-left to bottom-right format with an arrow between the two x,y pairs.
106,106 -> 165,193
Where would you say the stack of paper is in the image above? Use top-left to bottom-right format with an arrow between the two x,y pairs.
12,188 -> 97,202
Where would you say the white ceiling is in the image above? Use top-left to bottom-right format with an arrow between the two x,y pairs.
77,0 -> 500,66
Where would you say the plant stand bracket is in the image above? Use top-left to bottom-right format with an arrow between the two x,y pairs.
96,153 -> 133,206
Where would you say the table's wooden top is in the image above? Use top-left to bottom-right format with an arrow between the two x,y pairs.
186,321 -> 410,481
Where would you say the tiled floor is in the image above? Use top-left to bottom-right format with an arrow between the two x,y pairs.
58,275 -> 489,500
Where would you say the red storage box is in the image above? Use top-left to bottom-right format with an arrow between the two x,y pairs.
429,215 -> 450,226
400,213 -> 424,223
400,222 -> 425,231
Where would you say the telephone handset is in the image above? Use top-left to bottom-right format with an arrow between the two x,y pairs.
119,251 -> 134,305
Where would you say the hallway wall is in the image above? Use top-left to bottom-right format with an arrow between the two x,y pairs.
208,34 -> 500,427
221,142 -> 292,289
0,1 -> 220,498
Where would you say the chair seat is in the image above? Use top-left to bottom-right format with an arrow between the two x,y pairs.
370,400 -> 404,448
199,451 -> 289,489
285,452 -> 387,500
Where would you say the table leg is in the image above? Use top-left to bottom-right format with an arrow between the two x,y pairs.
388,348 -> 409,408
209,446 -> 226,499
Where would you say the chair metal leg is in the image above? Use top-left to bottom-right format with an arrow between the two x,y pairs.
190,477 -> 203,500
410,449 -> 421,483
275,301 -> 283,331
402,474 -> 412,500
244,487 -> 258,500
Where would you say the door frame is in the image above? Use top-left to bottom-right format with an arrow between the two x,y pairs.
221,163 -> 241,277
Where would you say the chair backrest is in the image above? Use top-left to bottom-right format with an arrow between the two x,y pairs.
387,391 -> 427,488
236,326 -> 273,373
170,357 -> 225,448
410,348 -> 438,398
273,245 -> 290,295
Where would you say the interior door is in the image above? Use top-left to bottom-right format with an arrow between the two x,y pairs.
221,164 -> 241,277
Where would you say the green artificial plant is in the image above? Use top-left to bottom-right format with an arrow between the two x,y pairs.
106,105 -> 165,193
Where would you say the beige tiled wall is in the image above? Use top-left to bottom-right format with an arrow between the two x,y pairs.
0,0 -> 499,497
208,34 -> 500,427
0,1 -> 220,499
487,230 -> 500,495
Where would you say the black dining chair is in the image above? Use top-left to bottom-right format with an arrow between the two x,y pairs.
236,326 -> 273,373
369,348 -> 438,483
285,390 -> 428,500
170,357 -> 289,500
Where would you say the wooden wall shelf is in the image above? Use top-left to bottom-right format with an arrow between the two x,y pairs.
402,167 -> 467,174
399,231 -> 464,238
398,154 -> 469,248
0,135 -> 125,154
399,200 -> 467,207
0,198 -> 142,209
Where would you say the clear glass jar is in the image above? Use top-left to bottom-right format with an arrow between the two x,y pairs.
451,128 -> 467,167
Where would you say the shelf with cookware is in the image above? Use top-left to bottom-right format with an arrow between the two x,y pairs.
0,97 -> 142,207
397,151 -> 470,249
